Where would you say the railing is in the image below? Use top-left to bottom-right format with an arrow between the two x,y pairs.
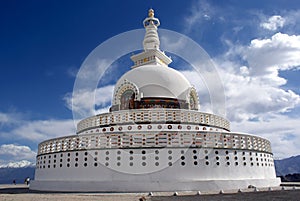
77,109 -> 230,133
37,131 -> 272,155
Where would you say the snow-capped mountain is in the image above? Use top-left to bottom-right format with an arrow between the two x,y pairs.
0,160 -> 34,168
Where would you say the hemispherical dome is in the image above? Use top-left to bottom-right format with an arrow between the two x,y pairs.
113,65 -> 192,103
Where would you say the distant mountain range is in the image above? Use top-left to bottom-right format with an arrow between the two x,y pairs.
0,160 -> 35,184
0,155 -> 299,184
274,155 -> 300,176
0,167 -> 35,184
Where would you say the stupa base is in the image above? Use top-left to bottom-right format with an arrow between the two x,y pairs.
30,178 -> 281,192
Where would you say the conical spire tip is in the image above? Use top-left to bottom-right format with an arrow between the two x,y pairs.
148,9 -> 154,18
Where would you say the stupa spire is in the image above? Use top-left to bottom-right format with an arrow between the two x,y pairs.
130,9 -> 172,68
143,9 -> 160,51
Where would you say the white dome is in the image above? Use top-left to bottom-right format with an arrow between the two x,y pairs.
113,65 -> 192,102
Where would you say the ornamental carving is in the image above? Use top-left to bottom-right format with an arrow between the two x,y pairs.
113,79 -> 139,106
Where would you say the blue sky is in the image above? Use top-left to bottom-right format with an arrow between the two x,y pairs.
1,0 -> 300,166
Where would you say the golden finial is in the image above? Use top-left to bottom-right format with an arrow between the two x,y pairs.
148,9 -> 154,18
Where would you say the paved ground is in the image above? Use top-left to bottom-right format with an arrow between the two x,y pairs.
0,184 -> 300,201
152,190 -> 300,201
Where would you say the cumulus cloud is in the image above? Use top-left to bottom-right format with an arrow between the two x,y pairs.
0,144 -> 36,165
245,33 -> 300,76
215,33 -> 300,122
0,144 -> 36,160
217,62 -> 300,122
260,15 -> 285,31
220,33 -> 300,110
218,31 -> 300,159
257,10 -> 300,34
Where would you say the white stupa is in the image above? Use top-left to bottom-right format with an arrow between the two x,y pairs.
30,9 -> 280,192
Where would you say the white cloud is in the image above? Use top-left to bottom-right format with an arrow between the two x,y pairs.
260,15 -> 285,31
0,144 -> 36,165
207,27 -> 300,158
284,10 -> 300,30
245,33 -> 300,76
0,111 -> 23,127
217,32 -> 300,122
239,66 -> 249,76
64,85 -> 114,119
0,112 -> 77,165
13,119 -> 75,142
212,60 -> 300,158
0,107 -> 77,144
231,114 -> 300,159
216,61 -> 300,122
0,144 -> 35,158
